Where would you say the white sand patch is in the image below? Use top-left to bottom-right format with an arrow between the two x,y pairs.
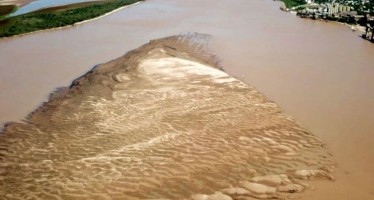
138,57 -> 229,80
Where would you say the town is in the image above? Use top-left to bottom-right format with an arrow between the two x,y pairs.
280,0 -> 374,42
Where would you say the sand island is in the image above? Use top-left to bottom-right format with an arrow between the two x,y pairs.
0,34 -> 336,199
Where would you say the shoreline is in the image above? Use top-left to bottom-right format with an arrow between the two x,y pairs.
278,4 -> 367,34
0,1 -> 143,41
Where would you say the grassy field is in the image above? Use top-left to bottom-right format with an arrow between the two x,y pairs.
282,0 -> 306,8
0,0 -> 142,38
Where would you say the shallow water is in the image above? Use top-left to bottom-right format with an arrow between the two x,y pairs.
0,0 -> 373,199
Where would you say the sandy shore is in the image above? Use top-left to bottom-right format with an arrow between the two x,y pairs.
0,35 -> 335,199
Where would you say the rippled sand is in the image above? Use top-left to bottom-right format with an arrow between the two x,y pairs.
0,35 -> 335,199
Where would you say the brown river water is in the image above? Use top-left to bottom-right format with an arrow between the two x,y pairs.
0,0 -> 373,199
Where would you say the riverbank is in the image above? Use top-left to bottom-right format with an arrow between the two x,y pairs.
0,0 -> 143,38
279,5 -> 372,42
0,5 -> 17,18
0,0 -> 33,19
0,0 -> 34,7
280,0 -> 305,9
278,0 -> 373,40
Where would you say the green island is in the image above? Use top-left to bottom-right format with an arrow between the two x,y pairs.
0,0 -> 142,38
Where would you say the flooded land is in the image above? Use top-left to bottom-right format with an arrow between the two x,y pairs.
0,0 -> 373,199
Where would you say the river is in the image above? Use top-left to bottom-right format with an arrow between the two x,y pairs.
0,0 -> 373,199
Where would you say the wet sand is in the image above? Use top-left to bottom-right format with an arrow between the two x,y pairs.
0,35 -> 335,199
0,0 -> 373,199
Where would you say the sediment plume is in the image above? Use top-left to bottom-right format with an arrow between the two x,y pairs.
0,34 -> 335,199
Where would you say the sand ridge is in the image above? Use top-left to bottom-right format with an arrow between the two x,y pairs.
0,34 -> 335,199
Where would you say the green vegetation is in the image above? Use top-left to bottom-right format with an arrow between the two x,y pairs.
0,0 -> 142,38
282,0 -> 306,8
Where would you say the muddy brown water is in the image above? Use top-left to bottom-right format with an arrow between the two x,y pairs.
0,0 -> 373,199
